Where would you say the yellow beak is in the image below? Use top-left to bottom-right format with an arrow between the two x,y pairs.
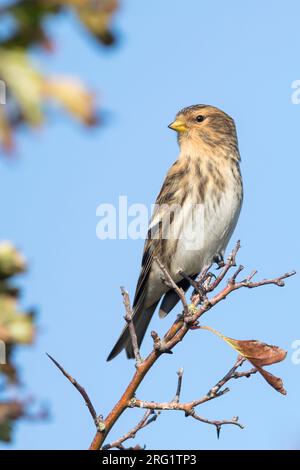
168,119 -> 187,132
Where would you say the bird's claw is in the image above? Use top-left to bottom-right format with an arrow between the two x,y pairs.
213,253 -> 225,270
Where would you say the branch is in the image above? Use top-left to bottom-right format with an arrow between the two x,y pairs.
121,287 -> 142,366
46,353 -> 105,432
206,240 -> 241,292
51,241 -> 293,450
88,244 -> 295,449
173,367 -> 184,403
102,410 -> 160,450
131,355 -> 256,438
154,257 -> 189,316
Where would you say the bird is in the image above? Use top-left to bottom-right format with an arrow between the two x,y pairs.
107,104 -> 243,361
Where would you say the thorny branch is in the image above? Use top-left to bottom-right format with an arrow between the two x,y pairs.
46,353 -> 105,432
47,241 -> 296,450
131,356 -> 257,439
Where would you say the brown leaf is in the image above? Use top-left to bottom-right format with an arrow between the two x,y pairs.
201,325 -> 287,394
255,365 -> 287,395
222,338 -> 287,367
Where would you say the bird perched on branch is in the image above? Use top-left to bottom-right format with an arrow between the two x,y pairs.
107,104 -> 243,361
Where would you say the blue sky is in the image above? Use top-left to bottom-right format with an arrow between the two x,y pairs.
0,0 -> 299,450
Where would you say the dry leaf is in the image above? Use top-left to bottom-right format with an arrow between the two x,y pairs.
222,337 -> 287,367
255,366 -> 286,395
201,325 -> 287,395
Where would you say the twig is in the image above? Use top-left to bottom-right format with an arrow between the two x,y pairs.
179,270 -> 205,297
131,356 -> 257,438
230,264 -> 244,283
206,240 -> 241,292
173,368 -> 184,403
46,353 -> 105,432
154,257 -> 189,316
234,271 -> 296,288
103,409 -> 159,450
188,410 -> 243,439
207,355 -> 251,398
121,287 -> 142,366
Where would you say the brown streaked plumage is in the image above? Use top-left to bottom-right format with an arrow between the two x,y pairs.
107,104 -> 243,361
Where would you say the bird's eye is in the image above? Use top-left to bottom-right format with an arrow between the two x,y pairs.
196,115 -> 205,123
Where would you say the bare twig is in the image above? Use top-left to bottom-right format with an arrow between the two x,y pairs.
131,356 -> 257,438
230,264 -> 245,283
233,271 -> 296,289
207,355 -> 255,398
103,409 -> 159,450
154,257 -> 189,316
121,287 -> 142,366
179,270 -> 206,299
46,353 -> 105,432
173,368 -> 184,403
188,410 -> 243,439
206,240 -> 241,292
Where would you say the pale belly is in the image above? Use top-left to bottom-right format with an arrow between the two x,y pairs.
145,185 -> 242,307
169,187 -> 242,279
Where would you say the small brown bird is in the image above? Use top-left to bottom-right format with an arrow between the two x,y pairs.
107,104 -> 243,361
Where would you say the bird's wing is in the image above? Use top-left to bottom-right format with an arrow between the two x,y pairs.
132,211 -> 166,310
133,160 -> 184,309
159,274 -> 198,317
132,236 -> 154,309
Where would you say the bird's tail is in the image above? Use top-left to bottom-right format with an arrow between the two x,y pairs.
106,301 -> 159,361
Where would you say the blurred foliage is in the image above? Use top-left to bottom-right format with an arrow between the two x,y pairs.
0,0 -> 120,445
0,402 -> 24,443
0,0 -> 119,152
0,241 -> 36,442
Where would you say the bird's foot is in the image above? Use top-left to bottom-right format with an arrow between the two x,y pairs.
179,269 -> 208,300
213,253 -> 225,270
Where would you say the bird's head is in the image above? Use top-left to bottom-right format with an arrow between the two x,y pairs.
168,105 -> 238,155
